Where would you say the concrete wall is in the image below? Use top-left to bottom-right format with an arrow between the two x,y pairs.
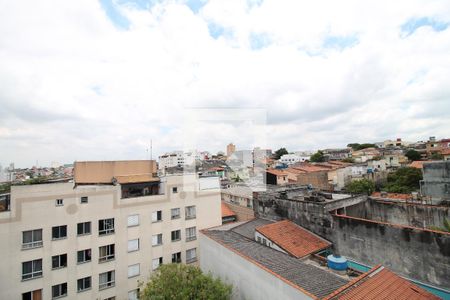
332,215 -> 450,289
224,202 -> 254,222
345,199 -> 450,228
297,171 -> 331,191
199,233 -> 311,300
421,161 -> 450,202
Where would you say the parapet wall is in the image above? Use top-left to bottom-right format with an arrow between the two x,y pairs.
332,214 -> 450,288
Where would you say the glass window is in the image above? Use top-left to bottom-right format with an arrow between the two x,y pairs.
186,248 -> 197,264
128,289 -> 139,300
185,227 -> 196,241
52,254 -> 67,269
80,196 -> 88,204
99,218 -> 114,235
171,252 -> 181,263
127,214 -> 139,227
77,249 -> 91,264
99,271 -> 115,290
51,283 -> 67,299
152,257 -> 162,271
99,244 -> 115,262
52,225 -> 67,240
22,289 -> 42,300
171,230 -> 181,242
185,206 -> 196,219
55,199 -> 63,206
22,229 -> 43,249
171,208 -> 180,219
172,187 -> 178,193
151,210 -> 162,222
128,263 -> 140,278
128,239 -> 139,252
77,276 -> 91,292
152,234 -> 162,246
22,259 -> 42,280
77,222 -> 91,235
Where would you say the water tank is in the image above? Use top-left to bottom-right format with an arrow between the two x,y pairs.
327,255 -> 348,272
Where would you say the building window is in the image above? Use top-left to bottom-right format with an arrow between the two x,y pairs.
152,257 -> 163,271
128,239 -> 139,252
171,230 -> 181,242
185,227 -> 196,241
52,283 -> 67,299
55,199 -> 63,206
22,289 -> 42,300
186,248 -> 197,264
99,270 -> 115,290
77,276 -> 91,292
128,289 -> 139,300
171,208 -> 180,219
52,254 -> 67,269
99,218 -> 115,235
22,229 -> 43,249
52,225 -> 67,240
127,214 -> 139,227
185,206 -> 196,219
171,252 -> 181,263
80,196 -> 88,204
22,259 -> 42,280
128,263 -> 140,278
77,249 -> 91,264
99,244 -> 115,262
151,210 -> 162,223
105,298 -> 116,300
172,187 -> 178,193
152,233 -> 163,246
77,222 -> 91,236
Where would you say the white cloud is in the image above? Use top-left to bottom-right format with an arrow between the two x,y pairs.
0,0 -> 450,167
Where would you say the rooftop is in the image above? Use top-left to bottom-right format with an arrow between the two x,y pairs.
256,220 -> 331,258
266,168 -> 289,176
221,202 -> 237,218
325,266 -> 440,300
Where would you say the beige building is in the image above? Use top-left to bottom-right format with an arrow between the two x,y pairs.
226,143 -> 236,157
0,160 -> 221,300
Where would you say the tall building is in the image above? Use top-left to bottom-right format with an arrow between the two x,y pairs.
226,143 -> 236,157
0,160 -> 221,300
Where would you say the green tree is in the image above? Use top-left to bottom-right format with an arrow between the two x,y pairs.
341,157 -> 355,163
383,167 -> 422,193
310,151 -> 325,162
274,148 -> 288,159
430,153 -> 444,160
345,179 -> 375,195
0,183 -> 11,194
347,143 -> 377,151
140,264 -> 232,300
405,149 -> 421,161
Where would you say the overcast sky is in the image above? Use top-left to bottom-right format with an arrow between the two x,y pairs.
1,0 -> 450,167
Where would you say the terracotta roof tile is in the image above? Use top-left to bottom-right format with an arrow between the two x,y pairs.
326,266 -> 440,300
266,168 -> 289,176
409,161 -> 427,169
256,220 -> 331,258
221,202 -> 237,218
441,148 -> 450,155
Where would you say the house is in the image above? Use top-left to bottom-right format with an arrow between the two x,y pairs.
441,148 -> 450,161
322,148 -> 351,161
265,169 -> 289,185
221,202 -> 237,224
279,153 -> 310,165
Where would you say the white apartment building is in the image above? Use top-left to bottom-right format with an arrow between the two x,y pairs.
0,160 -> 221,300
279,153 -> 310,165
158,151 -> 202,170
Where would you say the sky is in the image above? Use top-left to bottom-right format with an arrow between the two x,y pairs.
1,0 -> 450,168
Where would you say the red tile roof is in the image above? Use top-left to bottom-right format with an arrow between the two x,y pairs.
292,164 -> 330,172
441,148 -> 450,155
409,161 -> 427,169
371,192 -> 412,201
266,168 -> 289,176
325,266 -> 440,300
221,202 -> 237,218
256,220 -> 331,258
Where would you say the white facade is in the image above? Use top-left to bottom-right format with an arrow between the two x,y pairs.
158,151 -> 201,170
279,154 -> 310,165
0,175 -> 221,300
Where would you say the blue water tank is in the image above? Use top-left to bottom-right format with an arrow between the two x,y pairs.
327,255 -> 348,271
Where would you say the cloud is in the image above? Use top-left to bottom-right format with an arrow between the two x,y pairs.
0,0 -> 450,167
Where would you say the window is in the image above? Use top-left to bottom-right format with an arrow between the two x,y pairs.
77,249 -> 91,264
151,210 -> 162,223
77,276 -> 91,292
80,196 -> 88,204
22,259 -> 42,280
22,229 -> 43,249
99,244 -> 115,262
105,298 -> 116,300
52,254 -> 67,269
127,214 -> 139,227
171,230 -> 181,242
171,208 -> 180,219
152,257 -> 162,271
128,263 -> 140,278
171,252 -> 181,263
185,206 -> 196,219
22,289 -> 42,300
172,187 -> 178,193
99,218 -> 115,235
52,225 -> 67,240
128,289 -> 139,300
55,199 -> 63,206
77,222 -> 91,236
99,270 -> 115,290
152,233 -> 162,246
186,248 -> 197,264
186,227 -> 196,241
128,239 -> 139,252
52,283 -> 67,299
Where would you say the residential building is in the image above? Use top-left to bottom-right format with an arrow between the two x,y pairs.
221,202 -> 237,224
322,148 -> 351,161
0,160 -> 221,300
221,185 -> 255,221
426,137 -> 450,156
229,150 -> 253,168
226,143 -> 236,157
383,138 -> 410,148
279,154 -> 309,165
158,151 -> 201,170
265,169 -> 288,185
442,149 -> 450,161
